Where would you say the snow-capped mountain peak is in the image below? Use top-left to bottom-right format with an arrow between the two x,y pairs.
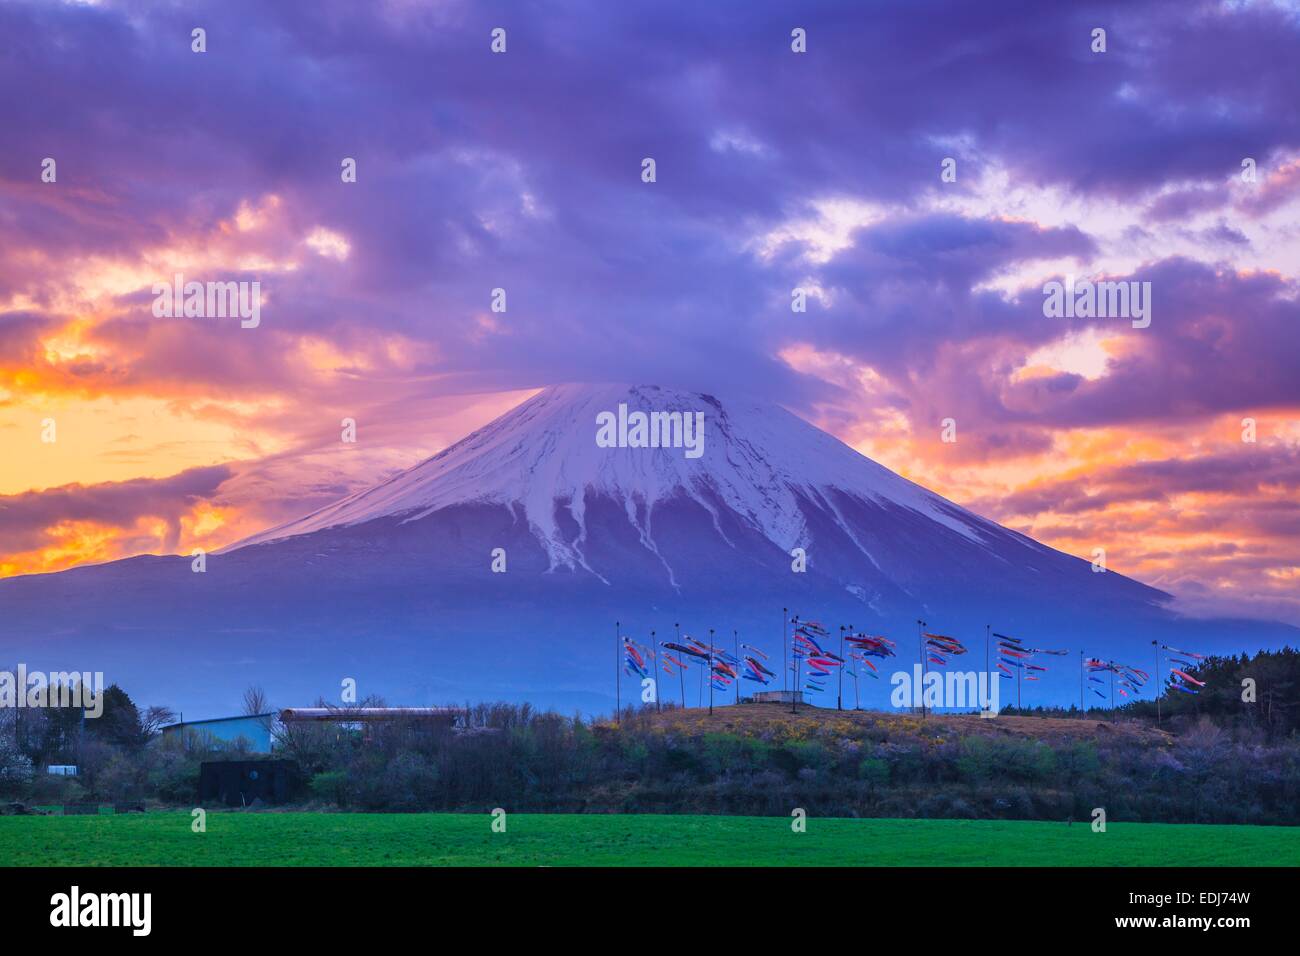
231,383 -> 993,570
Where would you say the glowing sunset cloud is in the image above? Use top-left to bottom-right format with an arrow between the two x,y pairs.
0,0 -> 1296,628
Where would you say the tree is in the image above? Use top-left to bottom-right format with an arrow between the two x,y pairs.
242,685 -> 270,717
139,705 -> 177,741
242,685 -> 277,746
91,685 -> 143,750
0,709 -> 33,787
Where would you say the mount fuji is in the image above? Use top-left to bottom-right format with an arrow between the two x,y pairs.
0,384 -> 1290,715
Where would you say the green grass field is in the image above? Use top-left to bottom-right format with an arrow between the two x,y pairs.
3,812 -> 1297,866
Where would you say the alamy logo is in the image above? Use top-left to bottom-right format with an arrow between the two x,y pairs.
152,272 -> 261,328
1042,273 -> 1151,328
890,665 -> 1000,715
50,886 -> 151,936
0,666 -> 103,718
596,403 -> 705,459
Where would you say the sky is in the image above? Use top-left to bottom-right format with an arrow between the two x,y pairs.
1,0 -> 1298,625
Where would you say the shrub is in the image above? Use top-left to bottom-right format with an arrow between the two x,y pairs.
858,757 -> 889,788
354,752 -> 439,812
309,770 -> 349,806
148,753 -> 200,803
783,740 -> 830,772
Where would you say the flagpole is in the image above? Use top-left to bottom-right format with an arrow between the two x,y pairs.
916,619 -> 927,718
838,625 -> 845,712
1079,650 -> 1084,713
1109,660 -> 1115,721
733,629 -> 740,706
698,639 -> 704,708
782,607 -> 788,698
708,628 -> 715,717
615,620 -> 621,725
791,616 -> 799,714
1152,640 -> 1161,724
676,624 -> 686,707
651,630 -> 659,713
846,624 -> 853,707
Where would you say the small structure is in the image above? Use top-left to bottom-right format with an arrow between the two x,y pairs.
753,690 -> 805,705
160,713 -> 275,753
198,759 -> 301,806
47,765 -> 78,776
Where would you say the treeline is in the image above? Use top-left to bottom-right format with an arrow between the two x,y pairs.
7,699 -> 1296,826
0,683 -> 185,807
1122,647 -> 1298,736
2,650 -> 1296,824
1001,647 -> 1300,739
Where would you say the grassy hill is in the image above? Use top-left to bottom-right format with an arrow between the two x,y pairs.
634,702 -> 1173,745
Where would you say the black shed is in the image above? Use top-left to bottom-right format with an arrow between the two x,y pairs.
198,759 -> 301,806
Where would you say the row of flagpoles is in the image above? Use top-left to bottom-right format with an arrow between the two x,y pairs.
614,613 -> 1204,721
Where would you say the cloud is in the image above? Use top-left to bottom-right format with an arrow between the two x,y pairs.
0,465 -> 232,556
1,0 -> 1298,621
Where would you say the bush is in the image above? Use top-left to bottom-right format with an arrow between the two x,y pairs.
858,757 -> 889,788
309,770 -> 349,806
148,754 -> 200,803
354,752 -> 439,812
782,741 -> 830,773
0,740 -> 33,791
27,773 -> 85,807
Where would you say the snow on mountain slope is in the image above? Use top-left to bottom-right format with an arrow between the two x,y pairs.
230,383 -> 1003,572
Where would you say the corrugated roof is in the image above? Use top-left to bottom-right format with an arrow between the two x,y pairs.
160,713 -> 275,731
